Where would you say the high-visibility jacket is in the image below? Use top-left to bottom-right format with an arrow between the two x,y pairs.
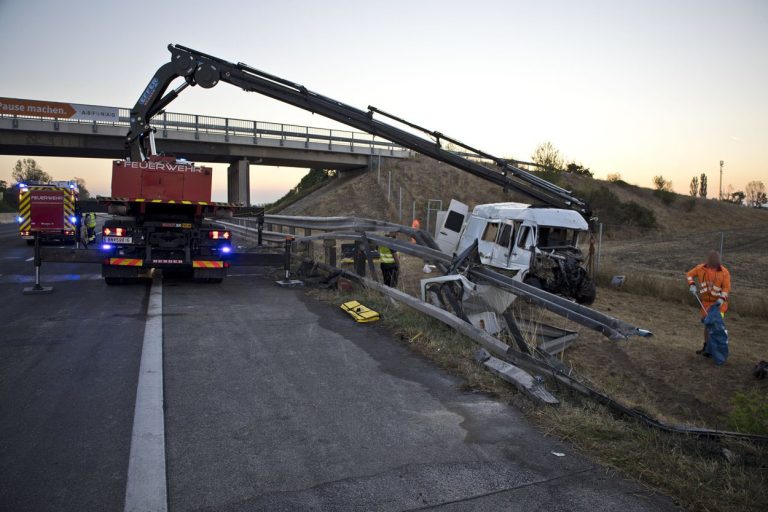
379,246 -> 396,265
686,263 -> 731,304
86,213 -> 97,228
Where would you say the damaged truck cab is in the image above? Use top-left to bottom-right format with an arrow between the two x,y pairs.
436,199 -> 596,304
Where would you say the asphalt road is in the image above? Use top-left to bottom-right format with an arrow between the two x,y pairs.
0,221 -> 678,511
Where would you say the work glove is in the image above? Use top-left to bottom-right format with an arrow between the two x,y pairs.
689,284 -> 697,295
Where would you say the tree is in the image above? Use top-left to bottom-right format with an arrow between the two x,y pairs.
73,177 -> 90,200
699,173 -> 707,198
0,180 -> 7,192
689,176 -> 699,197
565,162 -> 593,177
12,158 -> 51,184
745,180 -> 767,208
652,175 -> 673,192
531,141 -> 564,172
606,173 -> 622,182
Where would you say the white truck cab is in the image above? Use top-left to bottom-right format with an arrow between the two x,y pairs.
434,199 -> 595,304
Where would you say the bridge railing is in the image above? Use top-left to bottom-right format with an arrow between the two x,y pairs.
0,108 -> 409,155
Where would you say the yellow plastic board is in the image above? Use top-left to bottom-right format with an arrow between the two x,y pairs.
340,300 -> 380,323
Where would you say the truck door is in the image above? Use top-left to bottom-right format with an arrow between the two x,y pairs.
509,221 -> 537,270
435,200 -> 468,254
489,221 -> 515,268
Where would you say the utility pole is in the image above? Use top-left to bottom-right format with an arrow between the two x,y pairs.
719,160 -> 724,200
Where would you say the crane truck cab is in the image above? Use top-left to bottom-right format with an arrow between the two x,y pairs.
435,199 -> 596,304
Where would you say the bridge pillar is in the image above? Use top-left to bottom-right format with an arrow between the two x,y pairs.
227,159 -> 251,206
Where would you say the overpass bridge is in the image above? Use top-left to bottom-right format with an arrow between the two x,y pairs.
0,103 -> 410,204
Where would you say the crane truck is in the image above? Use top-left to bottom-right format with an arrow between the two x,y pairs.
98,157 -> 235,284
122,44 -> 595,300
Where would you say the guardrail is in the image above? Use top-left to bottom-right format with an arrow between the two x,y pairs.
224,214 -> 648,341
0,108 -> 409,155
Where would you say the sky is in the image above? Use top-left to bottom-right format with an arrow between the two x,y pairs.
0,0 -> 766,202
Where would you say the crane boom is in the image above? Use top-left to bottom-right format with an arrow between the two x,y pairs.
128,44 -> 591,218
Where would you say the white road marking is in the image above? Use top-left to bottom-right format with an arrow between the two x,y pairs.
25,257 -> 34,262
124,276 -> 167,512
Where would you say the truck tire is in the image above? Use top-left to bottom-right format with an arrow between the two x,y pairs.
105,277 -> 122,286
523,276 -> 543,289
575,276 -> 597,305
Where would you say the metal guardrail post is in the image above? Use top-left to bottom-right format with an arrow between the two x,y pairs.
253,120 -> 258,144
280,124 -> 285,146
92,120 -> 98,133
324,239 -> 336,267
305,126 -> 309,148
12,115 -> 18,128
328,130 -> 333,150
258,215 -> 264,246
163,112 -> 168,137
195,115 -> 199,140
54,118 -> 60,131
225,118 -> 230,142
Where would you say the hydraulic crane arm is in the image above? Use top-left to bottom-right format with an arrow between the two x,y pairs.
128,44 -> 591,218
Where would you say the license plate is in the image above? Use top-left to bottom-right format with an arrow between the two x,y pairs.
104,236 -> 132,244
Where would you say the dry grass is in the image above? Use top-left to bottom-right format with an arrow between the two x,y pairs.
596,264 -> 768,319
307,284 -> 768,512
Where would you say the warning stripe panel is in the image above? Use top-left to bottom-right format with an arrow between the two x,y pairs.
99,197 -> 236,207
108,258 -> 143,267
192,261 -> 224,268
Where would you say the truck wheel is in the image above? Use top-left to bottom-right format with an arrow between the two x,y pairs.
105,277 -> 122,285
523,276 -> 543,289
575,277 -> 597,305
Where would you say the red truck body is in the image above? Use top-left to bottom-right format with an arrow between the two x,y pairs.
111,157 -> 212,202
18,183 -> 77,243
101,156 -> 231,284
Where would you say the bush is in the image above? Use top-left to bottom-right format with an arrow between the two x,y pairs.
653,188 -> 677,206
576,186 -> 657,228
619,201 -> 657,228
727,391 -> 768,435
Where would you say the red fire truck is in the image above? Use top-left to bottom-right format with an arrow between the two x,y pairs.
17,181 -> 78,245
98,156 -> 234,284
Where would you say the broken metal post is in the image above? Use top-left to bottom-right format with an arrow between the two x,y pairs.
257,214 -> 264,246
353,241 -> 366,277
359,234 -> 379,283
324,239 -> 337,267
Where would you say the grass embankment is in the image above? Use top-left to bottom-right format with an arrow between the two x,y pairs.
308,273 -> 768,512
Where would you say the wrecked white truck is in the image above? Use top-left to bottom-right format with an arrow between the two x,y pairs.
432,199 -> 596,305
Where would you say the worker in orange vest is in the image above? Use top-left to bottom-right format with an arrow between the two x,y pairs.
410,217 -> 421,243
686,250 -> 731,357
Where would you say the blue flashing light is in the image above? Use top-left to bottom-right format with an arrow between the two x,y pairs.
220,245 -> 232,254
101,244 -> 113,251
69,183 -> 76,189
17,215 -> 23,223
70,215 -> 78,224
18,183 -> 27,188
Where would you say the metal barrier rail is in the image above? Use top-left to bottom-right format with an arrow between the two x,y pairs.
0,108 -> 409,154
228,214 -> 648,340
